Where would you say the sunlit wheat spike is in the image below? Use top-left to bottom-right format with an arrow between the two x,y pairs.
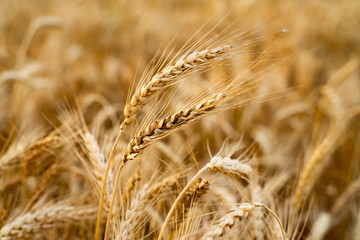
123,45 -> 232,126
119,173 -> 181,240
206,156 -> 253,178
201,203 -> 255,240
158,156 -> 252,239
0,205 -> 97,240
181,178 -> 209,207
0,131 -> 61,173
122,92 -> 226,163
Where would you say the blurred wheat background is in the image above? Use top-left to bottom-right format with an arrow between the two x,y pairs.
1,0 -> 360,239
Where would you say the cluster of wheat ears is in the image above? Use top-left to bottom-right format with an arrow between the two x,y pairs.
1,0 -> 360,239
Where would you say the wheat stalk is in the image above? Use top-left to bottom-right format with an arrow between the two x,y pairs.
250,185 -> 264,240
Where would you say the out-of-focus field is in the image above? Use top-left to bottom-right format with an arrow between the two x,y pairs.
1,0 -> 360,239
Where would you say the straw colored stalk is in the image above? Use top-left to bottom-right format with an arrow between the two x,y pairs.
250,185 -> 264,240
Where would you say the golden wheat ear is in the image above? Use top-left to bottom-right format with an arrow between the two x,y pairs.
123,44 -> 232,127
158,155 -> 253,239
201,203 -> 255,240
96,41 -> 236,238
118,173 -> 182,239
0,204 -> 97,240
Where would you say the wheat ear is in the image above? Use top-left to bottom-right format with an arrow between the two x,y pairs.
123,92 -> 226,163
102,92 -> 227,239
121,165 -> 142,208
176,178 -> 210,226
123,44 -> 232,126
201,203 -> 255,240
0,131 -> 61,174
180,178 -> 209,209
95,45 -> 232,239
158,156 -> 253,239
80,131 -> 113,211
0,205 -> 97,240
119,174 -> 182,239
293,117 -> 348,214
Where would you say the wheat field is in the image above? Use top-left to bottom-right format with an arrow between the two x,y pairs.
1,0 -> 360,239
